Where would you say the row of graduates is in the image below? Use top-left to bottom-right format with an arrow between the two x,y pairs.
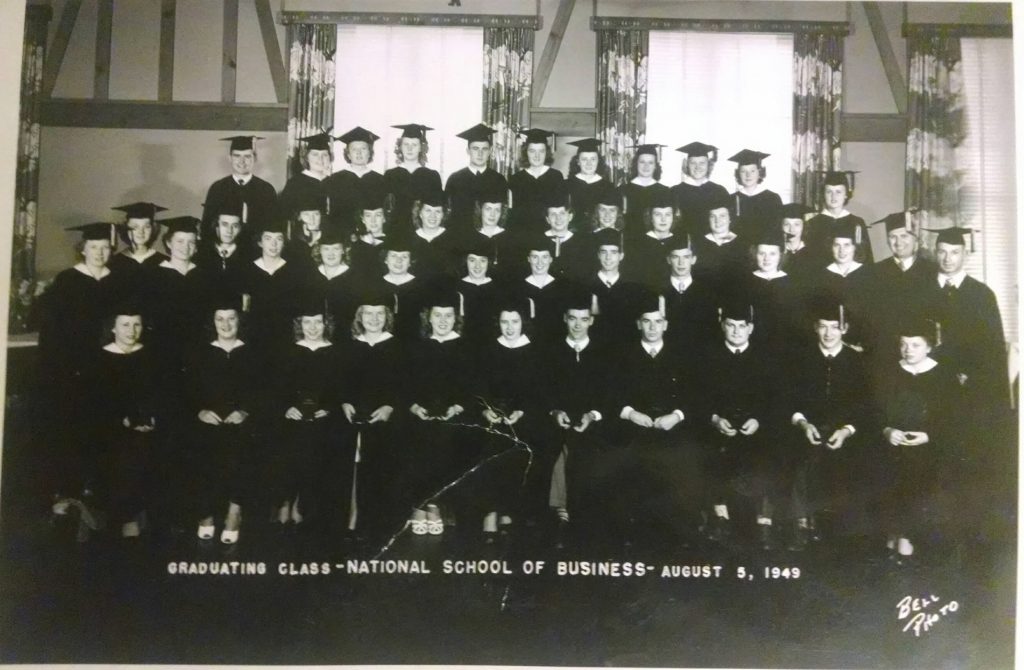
203,124 -> 866,257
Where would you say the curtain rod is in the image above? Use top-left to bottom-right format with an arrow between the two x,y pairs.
590,16 -> 850,35
903,22 -> 1011,39
279,10 -> 541,29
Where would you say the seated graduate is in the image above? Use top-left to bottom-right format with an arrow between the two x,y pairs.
631,187 -> 680,289
670,141 -> 730,239
587,227 -> 646,346
565,137 -> 617,225
409,186 -> 460,283
444,123 -> 509,237
270,295 -> 342,536
660,234 -> 719,359
308,226 -> 359,332
538,289 -> 610,544
456,238 -> 501,347
878,314 -> 960,567
619,143 -> 671,239
541,189 -> 591,282
338,286 -> 405,545
778,202 -> 817,283
194,192 -> 248,295
509,128 -> 565,236
405,287 -> 473,538
692,192 -> 750,291
108,201 -> 169,277
202,135 -> 279,245
186,294 -> 257,547
279,130 -> 334,224
727,149 -> 782,241
514,233 -> 573,345
805,170 -> 873,266
700,298 -> 782,550
461,187 -> 517,283
239,217 -> 306,361
783,296 -> 873,551
324,126 -> 386,238
384,123 -> 442,236
601,291 -> 703,549
96,299 -> 159,540
348,192 -> 389,281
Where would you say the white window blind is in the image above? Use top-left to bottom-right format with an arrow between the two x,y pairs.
334,25 -> 484,184
958,37 -> 1016,342
646,31 -> 794,202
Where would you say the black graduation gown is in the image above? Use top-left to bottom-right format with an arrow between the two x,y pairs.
107,251 -> 167,321
461,229 -> 521,283
348,236 -> 386,281
867,256 -> 939,367
148,264 -> 210,372
509,168 -> 565,236
323,169 -> 386,237
619,181 -> 671,239
781,243 -> 820,288
279,172 -> 329,223
671,180 -> 730,238
308,266 -> 360,334
457,278 -> 502,346
692,233 -> 750,291
202,174 -> 280,241
193,243 -> 248,298
384,165 -> 442,235
376,276 -> 428,341
745,273 -> 800,357
812,264 -> 873,350
588,274 -> 647,345
444,167 -> 509,237
566,175 -> 617,224
660,276 -> 719,360
805,213 -> 873,266
630,233 -> 677,289
549,232 -> 592,282
514,277 -> 572,345
410,228 -> 460,282
731,188 -> 783,240
239,259 -> 307,359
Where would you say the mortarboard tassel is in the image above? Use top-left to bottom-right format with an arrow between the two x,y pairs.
591,293 -> 600,316
717,306 -> 723,323
855,223 -> 861,245
242,201 -> 248,225
529,297 -> 535,320
458,291 -> 465,317
658,294 -> 666,316
935,320 -> 942,347
839,304 -> 845,331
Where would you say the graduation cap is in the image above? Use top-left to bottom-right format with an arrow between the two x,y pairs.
298,131 -> 335,152
456,123 -> 497,143
705,191 -> 734,214
296,293 -> 328,318
752,228 -> 784,249
779,202 -> 814,220
356,283 -> 395,309
461,237 -> 494,261
418,187 -> 446,208
718,298 -> 755,324
208,290 -> 244,314
524,232 -> 556,254
113,202 -> 167,221
337,126 -> 380,145
424,285 -> 461,311
318,225 -> 347,247
476,187 -> 508,206
564,287 -> 595,313
568,138 -> 602,153
519,128 -> 556,145
665,233 -> 694,253
160,215 -> 200,238
208,193 -> 245,219
808,293 -> 847,329
595,189 -> 623,209
676,141 -> 718,163
392,123 -> 433,140
68,221 -> 117,244
629,143 -> 665,158
593,227 -> 624,251
821,170 -> 858,196
221,135 -> 263,152
256,217 -> 289,236
107,295 -> 145,318
358,191 -> 387,212
381,232 -> 415,254
727,149 -> 770,167
872,211 -> 917,235
897,312 -> 941,346
293,190 -> 327,214
634,289 -> 667,318
926,225 -> 977,252
647,189 -> 676,211
829,218 -> 861,243
544,189 -> 572,211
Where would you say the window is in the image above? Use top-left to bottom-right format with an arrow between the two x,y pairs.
958,37 -> 1016,342
646,31 -> 794,201
334,25 -> 484,183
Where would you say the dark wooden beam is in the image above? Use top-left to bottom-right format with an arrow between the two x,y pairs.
529,108 -> 595,137
861,2 -> 907,115
94,0 -> 113,100
591,17 -> 849,34
222,0 -> 239,103
534,0 -> 576,104
158,0 -> 176,102
40,99 -> 288,131
254,0 -> 288,104
840,113 -> 907,142
903,22 -> 1012,38
279,11 -> 541,29
42,0 -> 81,98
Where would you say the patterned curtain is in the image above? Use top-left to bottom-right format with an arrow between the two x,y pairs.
791,31 -> 844,207
482,28 -> 534,179
286,24 -> 337,178
9,6 -> 50,334
596,30 -> 648,186
905,33 -> 965,231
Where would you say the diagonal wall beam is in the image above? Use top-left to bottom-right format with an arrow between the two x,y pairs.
94,0 -> 113,100
42,0 -> 82,98
158,0 -> 176,101
862,2 -> 907,115
534,0 -> 576,105
222,0 -> 239,103
255,0 -> 288,103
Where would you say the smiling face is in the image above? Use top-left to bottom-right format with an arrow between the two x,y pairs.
936,242 -> 966,275
112,314 -> 143,348
755,244 -> 781,273
546,206 -> 572,233
577,151 -> 599,176
465,253 -> 489,280
737,164 -> 761,188
685,156 -> 709,180
831,237 -> 856,264
824,183 -> 848,211
167,231 -> 197,262
305,148 -> 332,174
385,250 -> 411,275
815,318 -> 845,350
127,218 -> 153,250
782,217 -> 804,243
565,308 -> 593,341
300,314 -> 325,342
299,209 -> 322,232
667,248 -> 695,277
418,204 -> 444,231
722,317 -> 753,347
360,305 -> 386,334
230,149 -> 255,177
214,309 -> 240,341
636,154 -> 657,179
346,141 -> 371,167
596,204 -> 619,229
528,249 -> 553,275
900,335 -> 932,366
320,242 -> 344,268
708,207 -> 731,236
598,244 -> 622,273
259,231 -> 285,259
526,143 -> 548,168
82,239 -> 112,268
498,310 -> 523,341
361,208 -> 385,236
429,306 -> 456,337
887,228 -> 917,260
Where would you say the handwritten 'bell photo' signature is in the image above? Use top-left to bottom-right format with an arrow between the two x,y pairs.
897,594 -> 960,636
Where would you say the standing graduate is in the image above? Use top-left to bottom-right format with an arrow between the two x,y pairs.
201,135 -> 280,243
565,138 -> 617,226
630,188 -> 680,289
514,233 -> 573,345
444,123 -> 510,237
409,186 -> 460,283
778,202 -> 818,284
456,239 -> 502,347
745,229 -> 799,357
383,123 -> 443,236
462,188 -> 519,283
324,126 -> 387,238
375,234 -> 428,341
107,202 -> 168,301
279,131 -> 335,227
728,149 -> 783,241
308,226 -> 359,334
587,227 -> 646,346
285,190 -> 331,276
660,234 -> 719,360
619,143 -> 671,239
194,193 -> 248,297
670,141 -> 730,238
804,170 -> 873,266
348,192 -> 389,281
542,190 -> 591,282
509,128 -> 565,236
692,193 -> 749,291
815,219 -> 873,351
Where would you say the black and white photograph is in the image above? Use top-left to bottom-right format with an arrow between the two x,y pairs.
0,0 -> 1018,668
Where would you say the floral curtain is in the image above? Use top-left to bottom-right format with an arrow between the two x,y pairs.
482,28 -> 534,179
791,31 -> 844,207
9,6 -> 50,334
286,24 -> 336,178
905,32 -> 965,231
596,30 -> 648,186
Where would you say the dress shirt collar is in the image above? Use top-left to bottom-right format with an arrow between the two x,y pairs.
938,270 -> 967,288
566,336 -> 590,351
597,270 -> 620,286
233,174 -> 252,186
641,340 -> 664,356
726,342 -> 750,354
818,343 -> 843,358
671,275 -> 693,292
